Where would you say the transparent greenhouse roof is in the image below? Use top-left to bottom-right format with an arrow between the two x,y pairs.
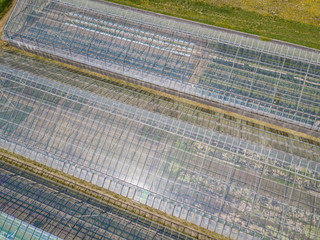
0,50 -> 319,240
0,161 -> 194,240
3,0 -> 320,131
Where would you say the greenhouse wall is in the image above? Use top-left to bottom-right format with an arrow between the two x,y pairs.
0,51 -> 319,240
2,0 -> 320,131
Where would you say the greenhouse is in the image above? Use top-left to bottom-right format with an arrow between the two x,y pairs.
0,50 -> 319,240
0,161 -> 193,240
3,0 -> 320,130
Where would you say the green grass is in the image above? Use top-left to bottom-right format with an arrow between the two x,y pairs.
0,0 -> 11,19
106,0 -> 320,50
260,36 -> 272,42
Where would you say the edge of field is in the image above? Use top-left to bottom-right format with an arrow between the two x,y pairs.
105,0 -> 320,51
0,0 -> 15,32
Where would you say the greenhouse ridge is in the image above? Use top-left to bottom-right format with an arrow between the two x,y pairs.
0,0 -> 320,240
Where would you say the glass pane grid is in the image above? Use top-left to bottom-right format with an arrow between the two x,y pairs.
0,50 -> 319,240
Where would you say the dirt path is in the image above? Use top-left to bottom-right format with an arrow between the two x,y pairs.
0,0 -> 17,33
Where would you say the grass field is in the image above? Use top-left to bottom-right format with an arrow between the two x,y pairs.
196,0 -> 320,27
107,0 -> 320,50
0,0 -> 11,19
